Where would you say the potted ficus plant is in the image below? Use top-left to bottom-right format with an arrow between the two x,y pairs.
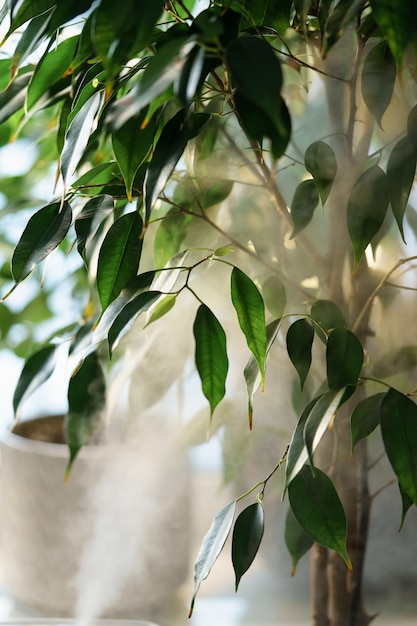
1,1 -> 417,625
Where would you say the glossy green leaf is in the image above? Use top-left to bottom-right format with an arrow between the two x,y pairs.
288,465 -> 351,568
0,71 -> 32,124
144,108 -> 189,225
175,44 -> 206,105
303,388 -> 347,469
347,165 -> 389,272
386,136 -> 416,242
10,9 -> 54,76
398,482 -> 413,531
26,36 -> 78,110
112,111 -> 156,202
361,41 -> 396,129
75,194 -> 114,259
310,299 -> 346,342
286,319 -> 314,390
290,180 -> 319,238
226,36 -> 282,123
60,92 -> 102,191
194,304 -> 229,417
284,505 -> 314,576
231,267 -> 267,389
350,392 -> 385,452
284,396 -> 321,489
46,0 -> 95,34
13,344 -> 57,418
233,90 -> 291,160
326,327 -> 363,389
370,0 -> 417,66
97,211 -> 143,312
244,318 -> 281,428
93,272 -> 155,345
407,104 -> 417,152
11,201 -> 72,285
3,0 -> 55,38
66,64 -> 105,128
380,388 -> 417,506
189,500 -> 236,617
108,290 -> 161,354
323,0 -> 366,54
65,351 -> 106,474
304,141 -> 337,205
232,502 -> 264,591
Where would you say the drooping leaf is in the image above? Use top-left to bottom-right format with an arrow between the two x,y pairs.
398,481 -> 414,530
350,392 -> 385,452
231,267 -> 267,389
284,505 -> 314,576
262,275 -> 286,318
97,211 -> 143,312
108,290 -> 161,354
60,92 -> 102,192
346,165 -> 389,272
189,500 -> 236,617
13,344 -> 57,418
284,396 -> 322,490
10,9 -> 54,76
232,501 -> 264,591
112,109 -> 156,202
386,136 -> 416,242
144,108 -> 189,225
3,0 -> 55,39
244,318 -> 281,428
65,351 -> 106,475
174,44 -> 206,105
0,71 -> 32,125
326,327 -> 363,389
370,0 -> 417,66
290,179 -> 319,238
380,388 -> 417,506
361,41 -> 396,128
144,294 -> 176,328
286,318 -> 314,390
26,36 -> 78,110
288,465 -> 351,568
304,140 -> 337,204
310,299 -> 346,342
10,201 -> 72,285
194,304 -> 229,418
75,194 -> 114,259
92,271 -> 155,345
303,388 -> 347,469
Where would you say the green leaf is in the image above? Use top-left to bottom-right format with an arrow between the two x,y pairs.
144,108 -> 189,225
326,327 -> 363,389
323,0 -> 366,54
286,319 -> 314,390
3,0 -> 55,39
13,344 -> 57,418
231,267 -> 267,389
288,465 -> 351,568
10,9 -> 54,76
370,0 -> 417,66
108,290 -> 161,354
97,211 -> 143,312
65,351 -> 106,475
386,136 -> 416,242
380,389 -> 417,506
232,502 -> 264,591
60,92 -> 102,192
284,505 -> 314,576
350,392 -> 385,452
75,194 -> 114,259
112,110 -> 156,202
284,396 -> 321,489
175,44 -> 206,105
346,165 -> 389,272
11,201 -> 72,285
398,482 -> 413,530
226,36 -> 282,123
361,41 -> 396,129
244,318 -> 281,428
303,388 -> 347,469
262,275 -> 286,318
304,141 -> 337,205
145,294 -> 177,327
310,299 -> 346,342
26,36 -> 78,110
194,304 -> 229,417
0,71 -> 32,125
153,208 -> 193,268
189,500 -> 236,617
290,180 -> 319,238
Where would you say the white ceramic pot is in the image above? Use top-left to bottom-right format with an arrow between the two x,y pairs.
0,416 -> 191,618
